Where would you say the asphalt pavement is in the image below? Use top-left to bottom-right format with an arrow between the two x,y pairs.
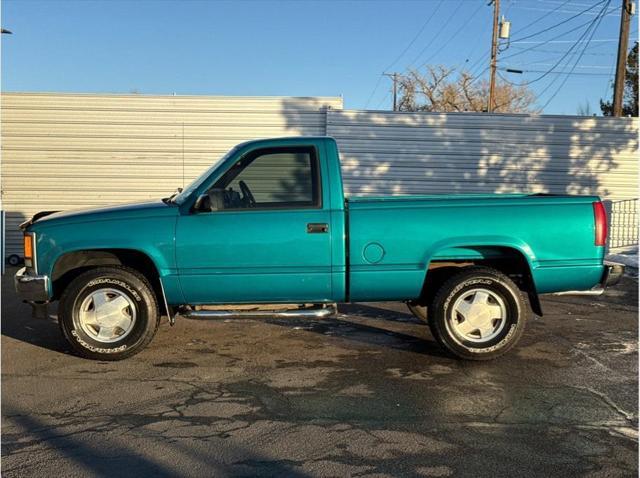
2,267 -> 638,477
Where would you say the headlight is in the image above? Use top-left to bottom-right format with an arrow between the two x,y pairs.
23,233 -> 35,269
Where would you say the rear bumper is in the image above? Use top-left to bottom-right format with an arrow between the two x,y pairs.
554,262 -> 625,296
600,261 -> 624,288
14,267 -> 51,303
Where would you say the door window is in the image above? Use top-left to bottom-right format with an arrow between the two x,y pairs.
210,146 -> 321,210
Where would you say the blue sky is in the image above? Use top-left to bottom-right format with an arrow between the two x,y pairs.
1,0 -> 637,114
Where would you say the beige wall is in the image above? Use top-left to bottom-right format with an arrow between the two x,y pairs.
2,93 -> 637,256
1,92 -> 343,255
328,109 -> 639,199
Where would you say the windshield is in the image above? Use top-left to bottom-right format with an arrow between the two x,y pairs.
170,146 -> 239,205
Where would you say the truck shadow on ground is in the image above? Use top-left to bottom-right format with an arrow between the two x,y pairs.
1,287 -> 448,359
263,303 -> 449,359
1,307 -> 70,356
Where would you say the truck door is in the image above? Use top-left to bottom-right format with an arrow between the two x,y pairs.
175,145 -> 333,304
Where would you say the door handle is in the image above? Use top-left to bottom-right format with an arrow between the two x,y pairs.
307,223 -> 329,234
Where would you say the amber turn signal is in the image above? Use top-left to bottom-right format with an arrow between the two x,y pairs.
23,234 -> 33,260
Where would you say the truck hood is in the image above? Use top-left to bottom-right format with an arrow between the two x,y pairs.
22,200 -> 178,230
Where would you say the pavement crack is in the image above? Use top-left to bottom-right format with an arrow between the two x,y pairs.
572,385 -> 637,424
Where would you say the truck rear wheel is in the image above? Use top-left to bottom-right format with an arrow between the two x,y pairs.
428,266 -> 527,360
58,266 -> 160,360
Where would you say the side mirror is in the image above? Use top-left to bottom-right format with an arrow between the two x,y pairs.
193,194 -> 209,212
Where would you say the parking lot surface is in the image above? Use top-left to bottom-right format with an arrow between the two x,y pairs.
2,268 -> 638,477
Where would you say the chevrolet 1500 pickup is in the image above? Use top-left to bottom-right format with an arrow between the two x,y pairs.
15,137 -> 624,361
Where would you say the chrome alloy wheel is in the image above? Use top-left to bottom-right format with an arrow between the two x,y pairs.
448,288 -> 507,343
77,288 -> 137,343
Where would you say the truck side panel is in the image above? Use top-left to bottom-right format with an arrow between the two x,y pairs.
347,195 -> 604,301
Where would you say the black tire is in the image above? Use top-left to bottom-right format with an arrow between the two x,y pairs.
428,266 -> 527,360
7,254 -> 22,266
58,266 -> 160,360
406,302 -> 428,322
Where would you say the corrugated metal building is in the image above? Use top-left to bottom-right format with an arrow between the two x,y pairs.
0,93 -> 343,255
1,92 -> 637,256
329,109 -> 638,199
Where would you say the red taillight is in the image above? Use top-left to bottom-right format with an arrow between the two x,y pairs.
593,201 -> 608,246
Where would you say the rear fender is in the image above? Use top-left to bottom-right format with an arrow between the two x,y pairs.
424,236 -> 542,316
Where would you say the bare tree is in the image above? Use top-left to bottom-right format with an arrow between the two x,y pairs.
577,100 -> 593,116
398,66 -> 538,113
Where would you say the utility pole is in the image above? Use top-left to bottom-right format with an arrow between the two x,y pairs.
613,0 -> 634,116
488,0 -> 500,113
383,72 -> 400,111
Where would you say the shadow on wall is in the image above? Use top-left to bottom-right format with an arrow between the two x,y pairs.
280,103 -> 638,200
3,213 -> 27,266
1,96 -> 340,258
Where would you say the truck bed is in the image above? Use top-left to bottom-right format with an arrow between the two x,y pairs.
346,193 -> 604,301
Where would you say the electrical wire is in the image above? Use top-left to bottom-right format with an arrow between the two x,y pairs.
502,16 -> 613,60
381,0 -> 445,72
539,0 -> 611,109
416,1 -> 485,70
508,43 -> 616,56
514,0 -> 573,37
363,0 -> 445,109
510,0 -> 606,42
500,69 -> 611,76
516,0 -> 610,109
499,0 -> 610,87
511,38 -> 618,44
536,0 -> 595,8
404,0 -> 465,70
511,4 -> 618,15
364,74 -> 385,109
511,62 -> 612,69
374,90 -> 392,110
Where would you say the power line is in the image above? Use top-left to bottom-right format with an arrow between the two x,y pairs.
508,44 -> 616,56
513,62 -> 612,69
381,0 -> 445,72
364,74 -> 384,109
536,0 -> 596,8
510,38 -> 618,43
511,4 -> 619,15
515,0 -> 573,36
374,90 -> 392,110
421,3 -> 484,66
539,0 -> 611,109
499,0 -> 611,87
501,68 -> 612,76
363,1 -> 445,109
510,0 -> 606,42
404,0 -> 465,70
502,17 -> 608,59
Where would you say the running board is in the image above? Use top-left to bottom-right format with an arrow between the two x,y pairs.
178,304 -> 337,320
553,288 -> 604,296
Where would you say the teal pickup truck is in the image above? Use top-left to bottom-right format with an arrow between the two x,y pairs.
15,137 -> 623,361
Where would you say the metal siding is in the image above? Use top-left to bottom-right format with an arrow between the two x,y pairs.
1,93 -> 343,255
328,110 -> 639,247
2,94 -> 637,257
328,110 -> 638,198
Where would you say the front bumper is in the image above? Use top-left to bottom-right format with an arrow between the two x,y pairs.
14,267 -> 51,303
554,261 -> 625,296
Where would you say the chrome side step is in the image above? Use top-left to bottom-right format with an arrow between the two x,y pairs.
553,288 -> 604,296
178,303 -> 337,320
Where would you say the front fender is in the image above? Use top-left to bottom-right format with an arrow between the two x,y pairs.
33,215 -> 177,294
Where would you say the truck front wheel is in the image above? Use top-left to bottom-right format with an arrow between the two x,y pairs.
429,266 -> 527,360
58,266 -> 160,360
